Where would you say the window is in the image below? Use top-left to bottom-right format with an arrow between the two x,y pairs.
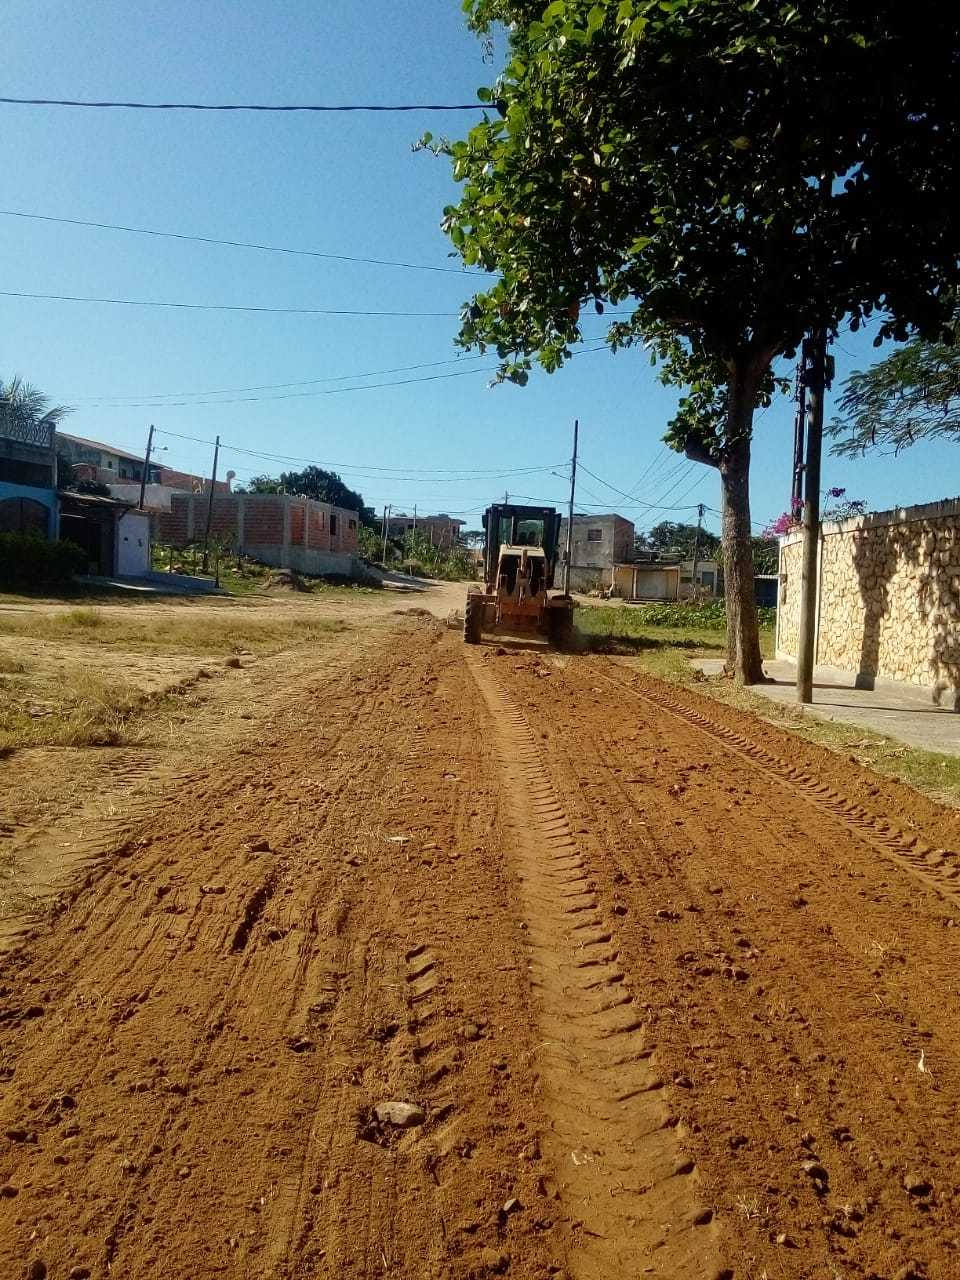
348,519 -> 357,530
586,528 -> 603,542
330,514 -> 338,535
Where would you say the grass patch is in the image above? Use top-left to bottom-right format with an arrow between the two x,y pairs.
0,670 -> 151,752
0,608 -> 350,655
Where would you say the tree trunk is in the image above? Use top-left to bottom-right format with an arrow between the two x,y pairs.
720,372 -> 765,685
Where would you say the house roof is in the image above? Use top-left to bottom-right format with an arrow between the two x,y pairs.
58,489 -> 134,512
58,432 -> 147,465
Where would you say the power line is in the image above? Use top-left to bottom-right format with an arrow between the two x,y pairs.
0,209 -> 490,278
66,341 -> 611,408
71,353 -> 493,403
0,95 -> 487,114
152,426 -> 569,480
0,288 -> 456,318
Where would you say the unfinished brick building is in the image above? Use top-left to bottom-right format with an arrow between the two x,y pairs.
154,492 -> 361,577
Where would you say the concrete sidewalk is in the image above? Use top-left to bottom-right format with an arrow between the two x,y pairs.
693,657 -> 960,757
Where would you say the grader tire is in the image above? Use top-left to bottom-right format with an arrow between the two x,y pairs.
464,594 -> 483,645
548,604 -> 574,650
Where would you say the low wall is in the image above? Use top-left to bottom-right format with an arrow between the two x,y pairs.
777,497 -> 960,707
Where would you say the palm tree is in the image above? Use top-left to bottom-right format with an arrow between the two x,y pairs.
0,375 -> 71,445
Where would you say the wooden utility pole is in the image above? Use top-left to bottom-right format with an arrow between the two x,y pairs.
138,424 -> 155,511
381,504 -> 390,563
202,434 -> 220,572
796,335 -> 826,703
690,502 -> 705,595
561,419 -> 579,596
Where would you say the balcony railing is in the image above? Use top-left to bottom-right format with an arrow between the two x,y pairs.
0,416 -> 54,449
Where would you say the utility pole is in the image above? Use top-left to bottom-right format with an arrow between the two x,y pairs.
561,418 -> 579,596
690,502 -> 705,596
202,434 -> 220,573
138,424 -> 155,511
796,334 -> 826,704
790,357 -> 806,512
412,504 -> 417,533
381,504 -> 390,564
504,490 -> 509,505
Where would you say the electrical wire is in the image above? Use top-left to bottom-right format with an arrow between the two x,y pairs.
70,353 -> 493,402
152,425 -> 569,480
0,288 -> 456,318
0,95 -> 487,113
67,341 -> 611,408
0,209 -> 490,278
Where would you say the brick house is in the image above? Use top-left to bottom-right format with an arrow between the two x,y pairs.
154,491 -> 360,576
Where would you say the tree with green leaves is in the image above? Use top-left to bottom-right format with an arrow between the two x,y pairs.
244,466 -> 372,522
829,328 -> 960,458
438,0 -> 960,682
1,375 -> 70,440
636,520 -> 721,560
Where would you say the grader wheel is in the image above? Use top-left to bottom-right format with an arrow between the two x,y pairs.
464,593 -> 483,645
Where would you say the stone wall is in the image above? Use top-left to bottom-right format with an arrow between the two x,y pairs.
777,497 -> 960,707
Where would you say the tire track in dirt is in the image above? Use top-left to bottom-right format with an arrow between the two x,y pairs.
467,651 -> 728,1280
502,650 -> 960,1279
592,663 -> 960,907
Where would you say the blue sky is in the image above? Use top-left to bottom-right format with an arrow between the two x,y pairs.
3,0 -> 955,538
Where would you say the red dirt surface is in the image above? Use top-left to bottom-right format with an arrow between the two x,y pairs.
1,624 -> 959,1279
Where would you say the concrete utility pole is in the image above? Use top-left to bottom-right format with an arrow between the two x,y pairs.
138,424 -> 155,511
381,504 -> 390,564
202,434 -> 220,573
562,418 -> 579,596
690,502 -> 705,595
790,357 -> 806,513
796,334 -> 826,704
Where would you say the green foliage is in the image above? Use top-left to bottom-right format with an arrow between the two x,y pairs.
0,534 -> 86,592
357,524 -> 384,561
580,599 -> 774,632
0,375 -> 71,436
751,536 -> 778,576
401,529 -> 476,580
244,466 -> 372,522
439,0 -> 960,680
637,521 -> 721,560
829,326 -> 960,457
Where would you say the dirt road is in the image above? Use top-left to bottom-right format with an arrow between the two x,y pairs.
2,621 -> 959,1279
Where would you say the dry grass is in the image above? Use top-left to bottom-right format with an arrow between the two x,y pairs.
0,669 -> 152,752
0,606 -> 349,655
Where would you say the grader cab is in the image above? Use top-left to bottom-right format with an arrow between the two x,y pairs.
463,503 -> 574,646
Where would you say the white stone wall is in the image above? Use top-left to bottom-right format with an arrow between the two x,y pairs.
778,497 -> 960,707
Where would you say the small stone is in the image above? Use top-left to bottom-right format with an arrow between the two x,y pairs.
249,838 -> 270,853
892,1265 -> 925,1280
791,895 -> 808,908
177,1165 -> 192,1179
26,1263 -> 47,1280
801,1159 -> 829,1186
502,1197 -> 522,1215
4,1128 -> 28,1142
0,1184 -> 17,1197
225,655 -> 242,669
902,1171 -> 932,1196
775,1233 -> 798,1248
462,1023 -> 481,1042
68,1269 -> 92,1280
728,1134 -> 748,1150
375,1101 -> 425,1129
288,1036 -> 314,1054
200,884 -> 226,895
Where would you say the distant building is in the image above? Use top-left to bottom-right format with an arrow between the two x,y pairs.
0,407 -> 59,537
57,433 -> 232,497
381,512 -> 465,550
613,557 -> 721,601
557,514 -> 635,593
154,491 -> 361,576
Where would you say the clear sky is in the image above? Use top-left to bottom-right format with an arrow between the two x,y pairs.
3,0 -> 956,539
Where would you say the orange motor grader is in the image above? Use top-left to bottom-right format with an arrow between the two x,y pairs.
463,503 -> 574,646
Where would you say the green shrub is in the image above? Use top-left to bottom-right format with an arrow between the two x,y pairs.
0,534 -> 86,592
598,600 -> 775,631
